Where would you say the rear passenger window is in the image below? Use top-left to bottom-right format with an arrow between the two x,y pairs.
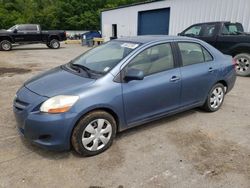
128,43 -> 174,76
26,25 -> 37,31
178,43 -> 213,66
178,43 -> 204,66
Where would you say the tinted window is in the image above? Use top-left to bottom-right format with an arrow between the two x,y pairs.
178,42 -> 204,66
128,43 -> 174,76
17,25 -> 26,31
221,23 -> 243,35
184,25 -> 202,36
202,24 -> 216,37
26,25 -> 37,31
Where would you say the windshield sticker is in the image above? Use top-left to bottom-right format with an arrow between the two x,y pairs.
121,43 -> 139,49
104,67 -> 110,72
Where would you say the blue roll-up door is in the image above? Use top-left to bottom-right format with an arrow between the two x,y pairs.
138,8 -> 170,35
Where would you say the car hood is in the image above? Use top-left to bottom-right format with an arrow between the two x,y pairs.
24,66 -> 95,97
0,29 -> 9,34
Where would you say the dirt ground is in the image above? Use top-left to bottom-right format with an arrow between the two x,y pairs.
0,43 -> 249,188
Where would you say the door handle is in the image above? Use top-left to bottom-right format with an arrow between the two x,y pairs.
170,76 -> 180,82
208,67 -> 214,73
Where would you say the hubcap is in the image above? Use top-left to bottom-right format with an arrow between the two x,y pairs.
52,41 -> 59,48
2,43 -> 10,50
236,57 -> 249,72
210,87 -> 224,109
82,119 -> 112,151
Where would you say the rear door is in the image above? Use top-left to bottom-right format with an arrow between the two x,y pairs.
24,25 -> 41,42
176,42 -> 216,106
215,23 -> 244,54
121,42 -> 181,125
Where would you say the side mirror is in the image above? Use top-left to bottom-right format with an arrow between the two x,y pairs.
13,29 -> 18,33
177,33 -> 181,36
124,68 -> 144,82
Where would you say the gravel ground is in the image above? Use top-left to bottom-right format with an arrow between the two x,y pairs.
0,43 -> 249,188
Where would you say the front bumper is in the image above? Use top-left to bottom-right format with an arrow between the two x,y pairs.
13,87 -> 77,151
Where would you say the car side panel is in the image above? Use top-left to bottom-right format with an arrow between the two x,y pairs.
179,61 -> 218,107
122,68 -> 181,126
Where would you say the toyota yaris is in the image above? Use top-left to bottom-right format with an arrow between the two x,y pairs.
13,36 -> 236,156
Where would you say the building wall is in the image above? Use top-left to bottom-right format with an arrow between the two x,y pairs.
101,0 -> 250,41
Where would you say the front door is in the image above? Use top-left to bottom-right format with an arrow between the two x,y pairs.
121,43 -> 181,125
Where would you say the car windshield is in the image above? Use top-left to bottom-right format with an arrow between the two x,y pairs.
7,25 -> 17,31
71,41 -> 140,74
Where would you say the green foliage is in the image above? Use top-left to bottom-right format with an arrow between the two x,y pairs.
0,0 -> 147,30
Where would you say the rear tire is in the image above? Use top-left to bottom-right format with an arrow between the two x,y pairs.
49,39 -> 60,49
71,111 -> 116,156
234,53 -> 250,76
202,83 -> 225,112
0,40 -> 12,51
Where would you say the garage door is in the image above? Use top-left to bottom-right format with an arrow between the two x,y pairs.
138,8 -> 170,35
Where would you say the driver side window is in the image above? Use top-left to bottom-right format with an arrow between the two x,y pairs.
127,43 -> 174,76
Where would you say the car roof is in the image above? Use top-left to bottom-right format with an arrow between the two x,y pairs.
116,35 -> 197,44
190,21 -> 239,25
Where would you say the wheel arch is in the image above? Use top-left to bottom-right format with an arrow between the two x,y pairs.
72,106 -> 121,134
216,80 -> 228,93
68,106 -> 121,149
0,36 -> 14,43
230,44 -> 250,57
48,35 -> 59,41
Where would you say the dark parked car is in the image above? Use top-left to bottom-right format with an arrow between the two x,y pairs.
0,24 -> 67,51
13,36 -> 236,156
179,21 -> 250,76
82,31 -> 101,40
81,31 -> 102,46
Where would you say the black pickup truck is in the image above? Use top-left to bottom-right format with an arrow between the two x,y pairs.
179,21 -> 250,76
0,24 -> 67,51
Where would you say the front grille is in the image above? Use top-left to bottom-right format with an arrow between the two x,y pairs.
14,99 -> 29,111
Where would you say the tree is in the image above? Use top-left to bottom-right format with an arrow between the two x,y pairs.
0,0 -> 148,30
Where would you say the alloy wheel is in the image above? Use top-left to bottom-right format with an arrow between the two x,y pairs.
236,56 -> 249,73
1,41 -> 11,51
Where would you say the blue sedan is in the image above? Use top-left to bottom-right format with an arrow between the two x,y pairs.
13,36 -> 236,156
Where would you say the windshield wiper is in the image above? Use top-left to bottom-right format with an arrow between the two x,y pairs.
70,63 -> 91,77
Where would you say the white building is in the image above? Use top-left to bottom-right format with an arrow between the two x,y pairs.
101,0 -> 250,41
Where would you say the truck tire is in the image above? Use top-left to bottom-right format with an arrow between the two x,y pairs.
234,53 -> 250,76
0,40 -> 12,51
49,39 -> 60,49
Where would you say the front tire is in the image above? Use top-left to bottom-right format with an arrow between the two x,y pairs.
202,83 -> 225,112
49,39 -> 60,49
71,111 -> 116,156
234,53 -> 250,76
0,40 -> 12,51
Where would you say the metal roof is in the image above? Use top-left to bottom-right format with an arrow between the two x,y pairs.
101,0 -> 165,12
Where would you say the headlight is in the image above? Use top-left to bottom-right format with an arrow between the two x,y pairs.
40,95 -> 79,114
